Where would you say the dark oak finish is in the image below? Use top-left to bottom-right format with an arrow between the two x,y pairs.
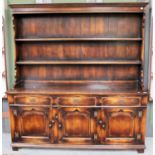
7,3 -> 149,153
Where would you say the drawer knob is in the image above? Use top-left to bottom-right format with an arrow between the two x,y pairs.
73,98 -> 80,103
29,98 -> 36,102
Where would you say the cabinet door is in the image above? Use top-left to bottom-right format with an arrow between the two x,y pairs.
97,108 -> 146,144
10,106 -> 50,143
49,107 -> 97,144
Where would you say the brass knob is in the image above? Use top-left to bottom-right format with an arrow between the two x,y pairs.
102,123 -> 106,129
55,115 -> 58,119
58,123 -> 62,129
98,120 -> 103,124
29,98 -> 36,102
49,123 -> 53,128
51,120 -> 55,123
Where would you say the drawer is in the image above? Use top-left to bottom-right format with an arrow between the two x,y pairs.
100,96 -> 141,106
14,95 -> 51,105
55,96 -> 96,106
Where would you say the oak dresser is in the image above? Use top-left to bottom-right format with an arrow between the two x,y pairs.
7,3 -> 149,153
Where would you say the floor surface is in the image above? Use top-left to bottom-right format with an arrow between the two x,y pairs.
2,133 -> 153,155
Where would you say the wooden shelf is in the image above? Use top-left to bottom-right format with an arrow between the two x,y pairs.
16,60 -> 141,65
8,80 -> 141,95
15,38 -> 142,42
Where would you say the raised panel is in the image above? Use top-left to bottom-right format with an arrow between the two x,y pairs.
101,108 -> 145,144
108,110 -> 134,137
11,106 -> 50,143
64,111 -> 90,137
20,110 -> 47,136
57,107 -> 95,144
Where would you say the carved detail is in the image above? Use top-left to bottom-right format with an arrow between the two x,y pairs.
13,109 -> 18,116
138,111 -> 143,118
49,113 -> 60,129
118,109 -> 123,113
48,122 -> 53,128
12,15 -> 17,88
140,68 -> 144,91
140,13 -> 145,92
98,119 -> 106,129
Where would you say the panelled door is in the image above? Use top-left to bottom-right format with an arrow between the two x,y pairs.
97,107 -> 146,144
10,106 -> 50,143
49,107 -> 98,144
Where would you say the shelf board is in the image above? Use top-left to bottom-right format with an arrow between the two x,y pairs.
15,38 -> 142,42
8,80 -> 141,95
16,60 -> 141,65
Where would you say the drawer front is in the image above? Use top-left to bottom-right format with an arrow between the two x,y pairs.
14,95 -> 51,105
100,96 -> 141,106
55,96 -> 96,106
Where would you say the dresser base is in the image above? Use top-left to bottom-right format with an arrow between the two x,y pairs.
12,143 -> 145,153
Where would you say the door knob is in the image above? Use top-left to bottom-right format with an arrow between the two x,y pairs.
49,122 -> 53,128
98,120 -> 103,124
58,123 -> 63,129
102,123 -> 106,129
